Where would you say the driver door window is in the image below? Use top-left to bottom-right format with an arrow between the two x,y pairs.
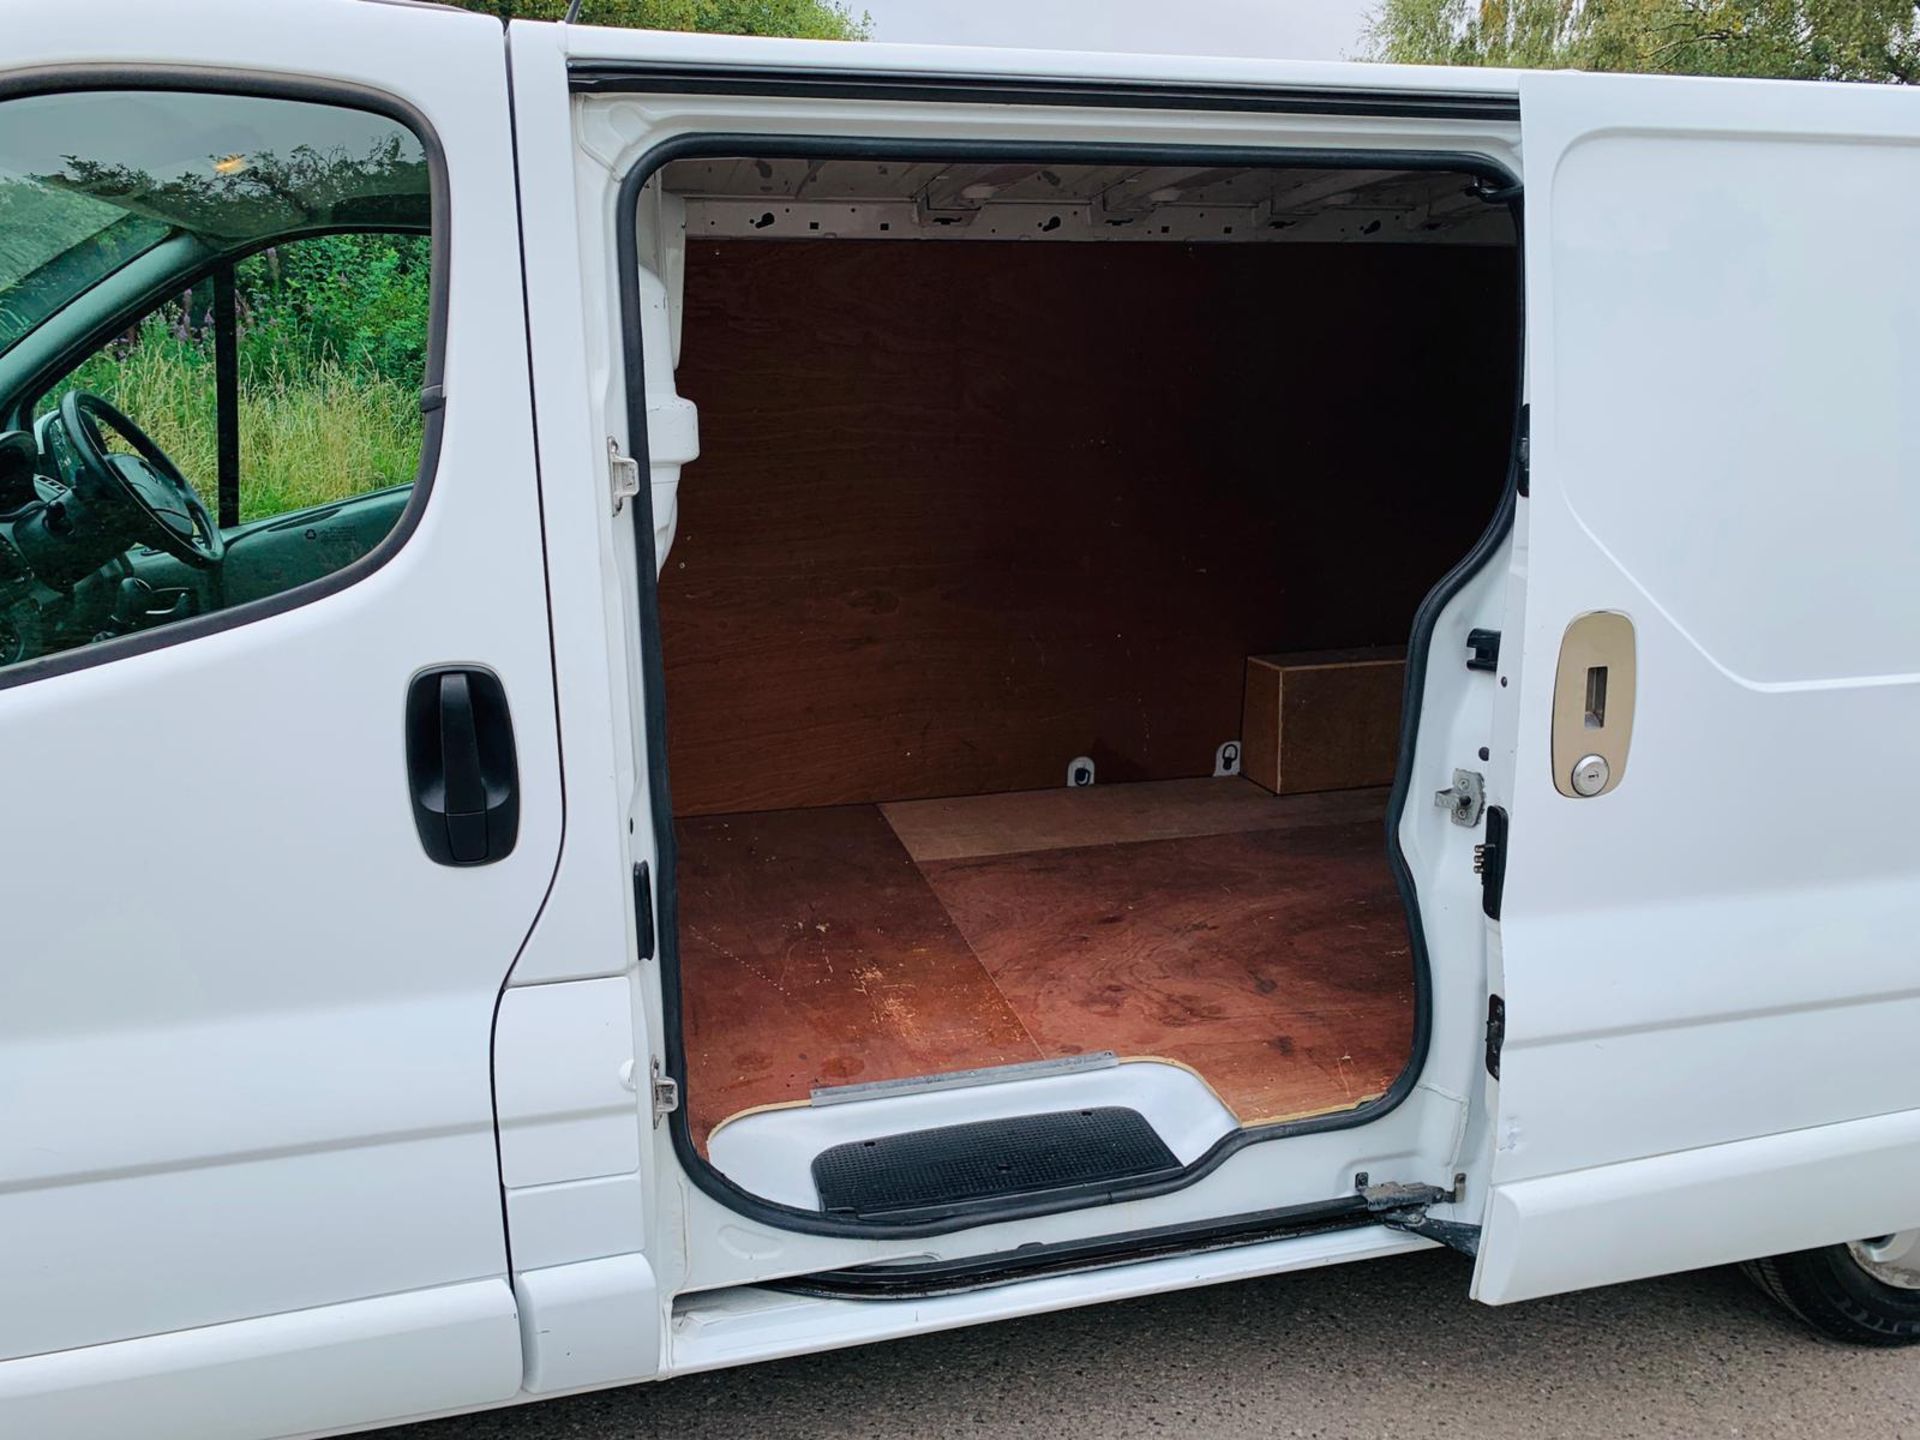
0,90 -> 433,676
55,234 -> 429,520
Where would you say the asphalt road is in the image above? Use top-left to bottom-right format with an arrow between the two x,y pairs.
378,1249 -> 1920,1440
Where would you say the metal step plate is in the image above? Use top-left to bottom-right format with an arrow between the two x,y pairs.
811,1106 -> 1182,1221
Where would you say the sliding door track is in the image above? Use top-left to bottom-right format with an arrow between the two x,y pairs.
772,1197 -> 1380,1300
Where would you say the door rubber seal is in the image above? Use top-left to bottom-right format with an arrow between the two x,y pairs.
615,125 -> 1527,1240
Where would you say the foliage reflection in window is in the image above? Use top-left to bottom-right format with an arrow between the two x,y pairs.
63,234 -> 428,521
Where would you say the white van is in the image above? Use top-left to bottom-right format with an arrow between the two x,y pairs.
5,1 -> 1920,1435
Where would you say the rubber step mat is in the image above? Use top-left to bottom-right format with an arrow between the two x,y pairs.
811,1106 -> 1182,1221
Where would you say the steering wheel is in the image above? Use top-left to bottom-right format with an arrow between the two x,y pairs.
58,390 -> 225,569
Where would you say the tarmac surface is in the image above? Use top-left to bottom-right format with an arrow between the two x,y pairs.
378,1247 -> 1920,1439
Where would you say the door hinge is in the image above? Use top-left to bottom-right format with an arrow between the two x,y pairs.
608,436 -> 641,516
1434,768 -> 1485,827
1475,804 -> 1509,919
650,1058 -> 680,1126
1354,1175 -> 1480,1257
1466,628 -> 1501,673
632,860 -> 655,963
1485,992 -> 1506,1079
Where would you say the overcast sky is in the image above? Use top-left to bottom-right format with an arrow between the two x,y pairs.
859,0 -> 1378,62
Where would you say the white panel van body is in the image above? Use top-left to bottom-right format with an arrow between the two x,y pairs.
2,2 -> 1918,1435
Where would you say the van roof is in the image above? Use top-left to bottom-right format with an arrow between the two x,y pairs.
343,0 -> 1523,107
516,12 -> 1528,108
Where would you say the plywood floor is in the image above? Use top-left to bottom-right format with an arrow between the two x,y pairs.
675,779 -> 1414,1150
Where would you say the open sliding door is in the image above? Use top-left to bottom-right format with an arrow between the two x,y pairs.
1476,70 -> 1920,1303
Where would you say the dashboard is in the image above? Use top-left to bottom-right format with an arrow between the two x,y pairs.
0,404 -> 410,670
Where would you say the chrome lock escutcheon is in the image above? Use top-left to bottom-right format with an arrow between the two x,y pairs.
1551,611 -> 1636,799
1570,753 -> 1610,797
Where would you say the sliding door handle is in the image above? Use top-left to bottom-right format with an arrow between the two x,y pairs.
1550,611 -> 1635,799
405,666 -> 519,866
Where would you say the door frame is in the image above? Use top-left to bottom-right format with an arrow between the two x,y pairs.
607,122 -> 1528,1242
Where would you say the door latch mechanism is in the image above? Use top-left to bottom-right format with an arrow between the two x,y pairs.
1466,628 -> 1501,672
1434,768 -> 1485,827
608,436 -> 641,516
650,1057 -> 680,1127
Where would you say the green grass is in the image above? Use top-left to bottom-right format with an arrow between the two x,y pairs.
66,323 -> 423,522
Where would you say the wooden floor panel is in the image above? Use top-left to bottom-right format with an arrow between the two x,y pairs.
677,785 -> 1415,1149
919,820 -> 1413,1126
676,805 -> 1042,1149
880,777 -> 1385,863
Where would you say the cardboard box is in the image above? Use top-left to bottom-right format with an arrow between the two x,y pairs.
1241,648 -> 1406,795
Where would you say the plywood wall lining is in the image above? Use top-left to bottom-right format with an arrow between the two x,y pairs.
662,239 -> 1517,816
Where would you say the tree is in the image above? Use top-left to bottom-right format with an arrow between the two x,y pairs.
1366,0 -> 1920,81
446,0 -> 870,40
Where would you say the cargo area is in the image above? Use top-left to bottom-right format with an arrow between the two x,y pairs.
645,156 -> 1520,1211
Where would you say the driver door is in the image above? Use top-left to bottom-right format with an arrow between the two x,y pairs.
0,9 -> 559,1438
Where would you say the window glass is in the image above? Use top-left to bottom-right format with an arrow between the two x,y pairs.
55,234 -> 430,521
0,91 -> 428,353
0,90 -> 433,675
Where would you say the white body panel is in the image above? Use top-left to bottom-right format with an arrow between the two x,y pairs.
515,1254 -> 663,1395
0,1283 -> 522,1440
1476,69 -> 1920,1302
495,977 -> 643,1190
0,0 -> 557,1430
1480,1108 -> 1920,1302
497,25 -> 670,1396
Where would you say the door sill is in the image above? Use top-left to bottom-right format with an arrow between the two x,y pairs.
668,1223 -> 1436,1378
775,1197 -> 1376,1299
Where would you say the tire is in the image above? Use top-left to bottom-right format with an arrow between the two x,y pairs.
1744,1240 -> 1920,1346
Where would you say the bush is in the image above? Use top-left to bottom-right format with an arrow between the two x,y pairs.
447,0 -> 871,40
67,233 -> 429,521
235,233 -> 431,392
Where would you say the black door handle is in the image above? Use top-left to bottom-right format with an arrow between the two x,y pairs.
405,666 -> 519,866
